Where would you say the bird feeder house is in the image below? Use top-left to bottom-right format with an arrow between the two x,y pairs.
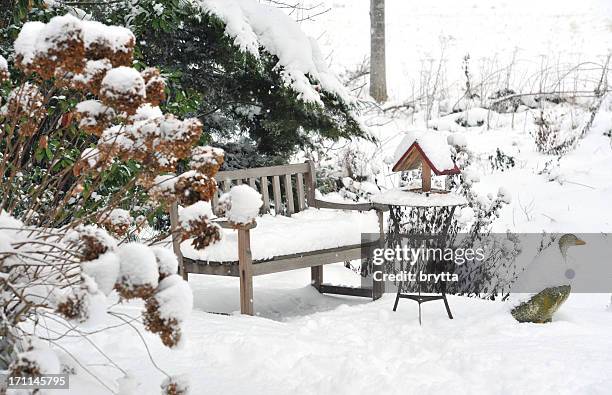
392,133 -> 460,193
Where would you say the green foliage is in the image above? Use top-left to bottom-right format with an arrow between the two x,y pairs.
105,0 -> 365,162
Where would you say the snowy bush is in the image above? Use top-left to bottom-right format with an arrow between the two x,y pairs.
442,137 -> 521,298
0,15 -> 223,391
532,107 -> 588,155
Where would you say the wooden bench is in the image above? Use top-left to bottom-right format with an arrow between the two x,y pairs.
170,161 -> 386,315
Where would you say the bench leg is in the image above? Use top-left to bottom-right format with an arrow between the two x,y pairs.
238,228 -> 254,315
311,265 -> 323,292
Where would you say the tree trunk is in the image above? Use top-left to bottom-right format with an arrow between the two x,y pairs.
370,0 -> 387,102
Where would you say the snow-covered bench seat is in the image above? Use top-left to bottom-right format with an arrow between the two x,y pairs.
173,162 -> 386,315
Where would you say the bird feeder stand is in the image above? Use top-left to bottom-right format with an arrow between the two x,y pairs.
372,132 -> 465,324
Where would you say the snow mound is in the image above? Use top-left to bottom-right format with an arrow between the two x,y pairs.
222,184 -> 262,224
152,246 -> 179,277
101,66 -> 146,98
117,243 -> 159,289
195,0 -> 352,105
154,274 -> 193,323
81,252 -> 121,296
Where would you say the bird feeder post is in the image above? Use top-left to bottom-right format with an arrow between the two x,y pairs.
374,132 -> 466,323
421,160 -> 431,193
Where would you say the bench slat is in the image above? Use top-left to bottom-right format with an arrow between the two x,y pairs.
212,189 -> 219,211
261,176 -> 270,213
249,177 -> 256,189
216,162 -> 310,181
296,173 -> 305,211
284,174 -> 294,215
272,175 -> 282,215
222,180 -> 231,192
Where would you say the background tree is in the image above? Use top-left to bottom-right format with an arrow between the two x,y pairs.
85,0 -> 367,168
370,0 -> 387,102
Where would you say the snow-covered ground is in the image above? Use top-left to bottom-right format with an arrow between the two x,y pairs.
58,267 -> 612,394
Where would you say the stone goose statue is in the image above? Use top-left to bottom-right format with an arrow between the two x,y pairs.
511,234 -> 586,323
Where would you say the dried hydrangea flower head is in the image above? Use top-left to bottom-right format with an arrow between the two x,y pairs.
149,174 -> 179,203
100,66 -> 146,115
141,67 -> 166,106
55,280 -> 92,322
161,375 -> 190,395
152,246 -> 179,281
174,170 -> 218,206
33,14 -> 86,78
156,115 -> 203,158
74,100 -> 115,136
189,145 -> 225,176
71,58 -> 113,95
6,82 -> 46,136
65,225 -> 118,262
179,201 -> 221,249
143,274 -> 193,348
114,243 -> 159,300
101,208 -> 132,237
83,21 -> 135,67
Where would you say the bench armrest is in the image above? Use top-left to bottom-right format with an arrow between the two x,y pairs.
314,199 -> 389,212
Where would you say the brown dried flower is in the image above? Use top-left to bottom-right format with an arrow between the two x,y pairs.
141,67 -> 166,106
6,83 -> 45,136
100,66 -> 146,115
143,298 -> 182,348
189,146 -> 225,176
174,171 -> 217,206
74,100 -> 115,136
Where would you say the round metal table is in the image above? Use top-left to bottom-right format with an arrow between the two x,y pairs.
371,188 -> 468,324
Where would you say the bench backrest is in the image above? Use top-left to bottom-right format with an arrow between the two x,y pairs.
213,161 -> 317,216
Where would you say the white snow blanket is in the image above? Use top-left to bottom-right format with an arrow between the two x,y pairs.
181,208 -> 379,262
371,189 -> 467,207
195,0 -> 352,105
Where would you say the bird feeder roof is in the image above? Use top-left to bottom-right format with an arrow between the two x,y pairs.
392,132 -> 460,175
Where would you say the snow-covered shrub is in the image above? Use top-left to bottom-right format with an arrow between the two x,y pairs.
443,137 -> 521,298
0,16 -> 220,389
532,107 -> 587,155
488,148 -> 516,172
489,88 -> 522,113
338,177 -> 380,202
